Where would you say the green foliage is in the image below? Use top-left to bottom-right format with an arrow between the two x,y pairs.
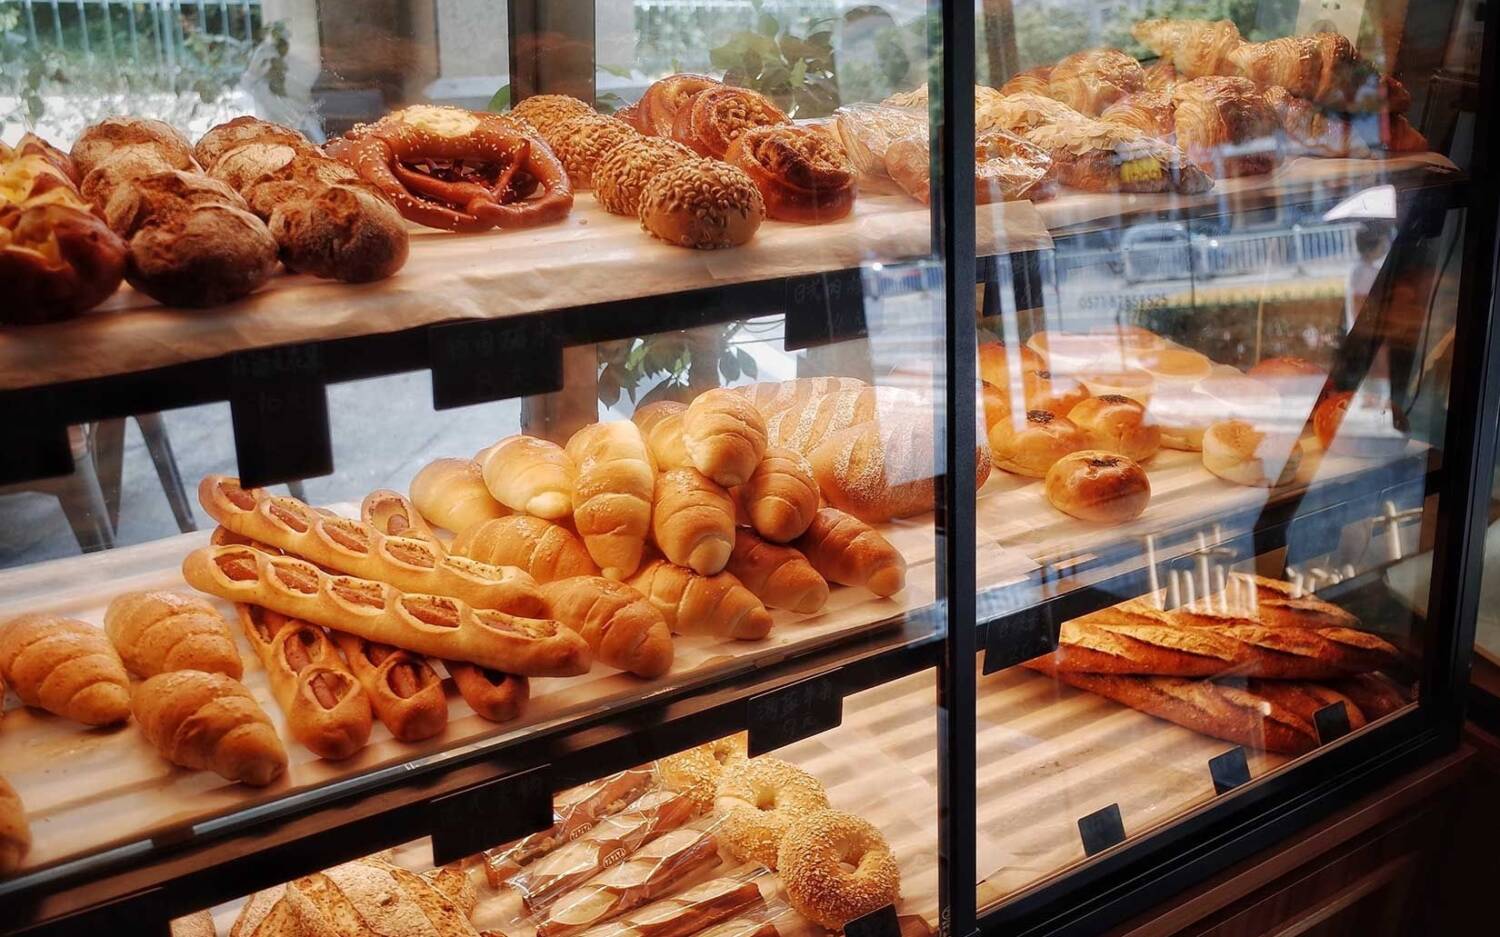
709,0 -> 839,117
596,326 -> 757,408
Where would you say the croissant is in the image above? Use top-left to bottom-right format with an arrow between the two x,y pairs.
1099,92 -> 1177,140
738,446 -> 819,543
566,421 -> 656,579
1263,86 -> 1371,158
1228,33 -> 1404,113
626,559 -> 773,640
1045,48 -> 1146,116
0,614 -> 131,725
682,388 -> 768,487
998,66 -> 1051,97
409,458 -> 507,534
632,401 -> 692,470
132,670 -> 288,785
652,468 -> 737,575
1143,58 -> 1179,94
104,590 -> 244,679
0,775 -> 28,875
1131,18 -> 1244,79
540,576 -> 674,678
1171,76 -> 1280,177
794,508 -> 905,597
725,530 -> 828,614
480,435 -> 578,520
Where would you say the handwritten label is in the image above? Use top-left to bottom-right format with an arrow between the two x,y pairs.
1315,702 -> 1353,745
747,674 -> 842,756
229,346 -> 331,488
783,269 -> 866,350
1209,747 -> 1252,795
429,317 -> 561,410
430,765 -> 553,866
1077,803 -> 1126,856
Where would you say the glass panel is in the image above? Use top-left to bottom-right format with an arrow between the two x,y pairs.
1475,415 -> 1500,703
0,0 -> 948,912
972,0 -> 1481,911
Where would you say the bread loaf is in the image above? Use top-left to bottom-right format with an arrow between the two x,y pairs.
104,590 -> 244,679
329,632 -> 449,742
575,878 -> 763,937
448,663 -> 529,723
410,458 -> 508,533
481,435 -> 579,520
566,422 -> 657,579
633,401 -> 693,470
536,828 -> 724,937
652,468 -> 737,575
228,885 -> 294,937
683,389 -> 768,487
726,530 -> 828,614
0,775 -> 29,876
0,614 -> 131,725
810,413 -> 993,523
737,447 -> 818,542
286,858 -> 485,937
452,515 -> 598,582
794,508 -> 906,597
735,377 -> 867,418
540,576 -> 675,678
627,560 -> 773,640
132,670 -> 288,785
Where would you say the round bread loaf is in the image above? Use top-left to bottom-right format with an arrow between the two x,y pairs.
638,158 -> 765,250
1044,450 -> 1151,522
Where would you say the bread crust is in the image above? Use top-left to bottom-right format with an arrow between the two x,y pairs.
1044,450 -> 1151,523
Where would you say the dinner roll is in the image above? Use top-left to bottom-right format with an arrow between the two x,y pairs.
1067,394 -> 1161,462
1202,419 -> 1304,487
988,409 -> 1087,477
1044,450 -> 1151,523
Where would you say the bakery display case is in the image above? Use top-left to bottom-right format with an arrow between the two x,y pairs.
2,1 -> 1499,937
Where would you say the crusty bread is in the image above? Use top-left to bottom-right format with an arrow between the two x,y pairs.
452,515 -> 598,582
481,435 -> 578,520
132,669 -> 288,785
725,530 -> 828,614
541,576 -> 675,678
683,388 -> 768,487
104,589 -> 243,679
286,858 -> 485,937
566,422 -> 656,579
410,458 -> 508,533
0,774 -> 29,876
652,468 -> 737,575
0,614 -> 131,726
627,559 -> 773,641
794,508 -> 905,597
738,446 -> 818,543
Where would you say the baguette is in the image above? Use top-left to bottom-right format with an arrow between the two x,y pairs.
726,530 -> 828,614
576,878 -> 764,937
482,768 -> 657,886
627,560 -> 773,641
132,669 -> 288,785
481,435 -> 578,520
0,614 -> 131,725
1324,674 -> 1410,720
362,488 -> 441,545
449,663 -> 529,723
541,576 -> 675,678
411,457 -> 509,534
329,631 -> 449,742
652,468 -> 737,575
737,447 -> 818,543
452,515 -> 599,582
537,827 -> 723,937
104,589 -> 244,678
510,788 -> 702,907
200,476 -> 547,616
0,775 -> 28,876
236,604 -> 373,760
182,545 -> 591,676
683,388 -> 768,487
567,422 -> 657,579
633,401 -> 692,470
793,508 -> 906,597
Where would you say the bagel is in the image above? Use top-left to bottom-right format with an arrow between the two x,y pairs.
659,733 -> 749,811
777,810 -> 901,930
714,756 -> 829,868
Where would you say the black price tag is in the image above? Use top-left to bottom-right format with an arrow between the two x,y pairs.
1208,747 -> 1251,795
1315,702 -> 1353,745
429,764 -> 554,867
230,345 -> 331,488
844,904 -> 901,937
981,610 -> 1057,675
0,391 -> 72,485
429,317 -> 562,410
1077,803 -> 1126,857
42,887 -> 168,937
747,673 -> 842,756
782,269 -> 866,350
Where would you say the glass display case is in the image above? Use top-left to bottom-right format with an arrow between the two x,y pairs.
0,2 -> 1495,937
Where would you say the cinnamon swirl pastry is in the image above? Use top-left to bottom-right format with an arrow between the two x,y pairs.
638,73 -> 723,137
725,125 -> 855,223
672,87 -> 789,159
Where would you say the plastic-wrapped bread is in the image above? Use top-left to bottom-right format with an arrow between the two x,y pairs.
737,447 -> 818,543
0,775 -> 29,875
793,509 -> 906,597
182,545 -> 590,676
540,577 -> 674,678
830,103 -> 926,178
633,401 -> 692,470
0,614 -> 131,726
482,435 -> 578,520
536,827 -> 724,937
725,530 -> 828,614
575,876 -> 765,937
103,589 -> 243,679
566,422 -> 656,579
683,389 -> 768,487
627,560 -> 773,641
410,458 -> 508,534
453,515 -> 598,582
132,670 -> 288,785
328,632 -> 449,742
651,468 -> 737,575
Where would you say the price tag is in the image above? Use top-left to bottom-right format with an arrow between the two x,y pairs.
1208,747 -> 1252,795
747,673 -> 842,756
844,904 -> 901,937
981,611 -> 1056,675
1077,803 -> 1126,857
35,887 -> 168,937
1315,702 -> 1353,744
782,269 -> 866,350
430,765 -> 554,867
229,345 -> 331,488
429,317 -> 562,410
0,390 -> 71,485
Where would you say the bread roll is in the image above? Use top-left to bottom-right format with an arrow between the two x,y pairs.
448,664 -> 529,723
133,670 -> 288,785
566,422 -> 656,579
541,576 -> 675,677
329,632 -> 448,742
988,409 -> 1087,477
1066,394 -> 1161,462
1023,369 -> 1090,415
794,508 -> 906,597
361,489 -> 440,545
1313,391 -> 1409,458
1044,451 -> 1151,523
627,560 -> 773,640
452,515 -> 598,581
71,117 -> 196,177
410,458 -> 508,533
0,775 -> 29,876
481,435 -> 578,520
683,388 -> 768,486
1202,420 -> 1304,487
633,401 -> 692,470
738,447 -> 818,543
104,590 -> 244,679
0,614 -> 131,725
652,468 -> 737,575
726,530 -> 829,614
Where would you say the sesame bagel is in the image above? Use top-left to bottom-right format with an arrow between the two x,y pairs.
593,136 -> 695,216
714,756 -> 829,868
659,733 -> 750,811
777,810 -> 901,930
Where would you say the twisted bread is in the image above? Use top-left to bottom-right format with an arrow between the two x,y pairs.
104,590 -> 243,679
541,576 -> 674,677
627,559 -> 773,640
0,614 -> 131,725
566,421 -> 656,579
683,389 -> 768,487
452,515 -> 598,582
481,435 -> 578,520
0,775 -> 29,875
410,458 -> 508,534
794,508 -> 905,597
652,468 -> 737,575
132,670 -> 288,785
726,530 -> 828,614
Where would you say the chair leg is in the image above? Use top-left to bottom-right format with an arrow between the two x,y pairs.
92,418 -> 128,531
135,412 -> 198,533
55,452 -> 116,553
287,479 -> 308,502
